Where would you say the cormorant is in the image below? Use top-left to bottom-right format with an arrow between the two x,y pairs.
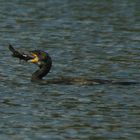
9,45 -> 52,82
9,45 -> 138,85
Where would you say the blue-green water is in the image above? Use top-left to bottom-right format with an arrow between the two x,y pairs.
0,0 -> 140,139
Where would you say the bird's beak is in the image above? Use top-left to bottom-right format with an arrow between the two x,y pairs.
28,53 -> 39,63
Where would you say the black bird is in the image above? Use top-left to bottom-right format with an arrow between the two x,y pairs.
9,45 -> 52,82
9,45 -> 138,85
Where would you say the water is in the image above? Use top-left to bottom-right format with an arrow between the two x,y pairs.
0,0 -> 140,139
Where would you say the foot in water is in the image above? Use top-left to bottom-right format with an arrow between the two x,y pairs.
9,45 -> 138,85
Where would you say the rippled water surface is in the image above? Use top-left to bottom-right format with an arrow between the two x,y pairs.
0,0 -> 140,139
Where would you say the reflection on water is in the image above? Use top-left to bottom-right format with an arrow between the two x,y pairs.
0,0 -> 139,139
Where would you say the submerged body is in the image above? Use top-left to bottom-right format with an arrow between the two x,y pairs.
9,45 -> 138,85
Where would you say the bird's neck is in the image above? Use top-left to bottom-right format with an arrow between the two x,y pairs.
31,58 -> 52,81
